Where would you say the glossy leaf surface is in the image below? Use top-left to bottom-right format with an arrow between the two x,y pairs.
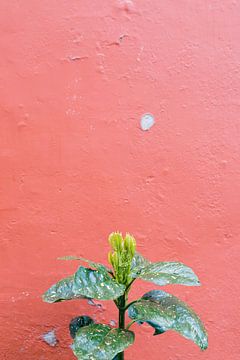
42,276 -> 87,303
131,252 -> 200,286
74,266 -> 125,300
73,324 -> 135,360
128,290 -> 208,350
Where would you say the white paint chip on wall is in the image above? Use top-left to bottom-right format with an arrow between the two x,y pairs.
140,113 -> 155,131
42,330 -> 58,347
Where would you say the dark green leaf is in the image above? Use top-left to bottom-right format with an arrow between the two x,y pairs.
128,290 -> 208,350
69,316 -> 94,339
73,324 -> 134,360
131,252 -> 200,286
74,266 -> 125,300
42,276 -> 87,303
148,321 -> 166,335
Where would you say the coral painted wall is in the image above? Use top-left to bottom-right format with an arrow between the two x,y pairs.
0,1 -> 240,359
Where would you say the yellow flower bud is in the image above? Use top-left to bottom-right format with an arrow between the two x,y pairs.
108,251 -> 113,267
108,232 -> 137,285
123,235 -> 130,251
108,232 -> 123,252
124,233 -> 136,257
112,251 -> 119,269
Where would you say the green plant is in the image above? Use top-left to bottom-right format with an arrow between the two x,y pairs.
42,232 -> 208,359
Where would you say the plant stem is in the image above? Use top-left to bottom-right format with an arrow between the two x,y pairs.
126,320 -> 136,330
124,300 -> 138,311
118,294 -> 126,360
125,278 -> 135,293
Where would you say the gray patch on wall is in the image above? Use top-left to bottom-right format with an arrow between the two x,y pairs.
140,113 -> 155,131
109,319 -> 117,326
42,330 -> 58,347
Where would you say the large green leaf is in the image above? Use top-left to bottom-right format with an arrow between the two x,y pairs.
43,265 -> 124,303
73,266 -> 125,300
42,276 -> 87,303
73,324 -> 135,360
128,290 -> 208,350
131,252 -> 200,286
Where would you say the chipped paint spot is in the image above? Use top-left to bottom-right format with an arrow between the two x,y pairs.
42,330 -> 58,347
140,113 -> 155,131
67,55 -> 89,61
109,319 -> 117,326
87,299 -> 104,308
118,0 -> 136,13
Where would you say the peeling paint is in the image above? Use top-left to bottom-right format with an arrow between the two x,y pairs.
67,55 -> 89,62
41,331 -> 58,347
109,320 -> 117,327
87,299 -> 104,308
140,113 -> 155,131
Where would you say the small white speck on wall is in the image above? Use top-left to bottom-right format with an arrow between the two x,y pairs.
140,113 -> 155,131
42,330 -> 58,347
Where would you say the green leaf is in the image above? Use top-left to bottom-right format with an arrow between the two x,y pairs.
72,324 -> 135,360
43,266 -> 124,303
69,316 -> 94,339
128,290 -> 208,350
74,266 -> 125,300
58,255 -> 111,272
131,252 -> 149,270
42,276 -> 87,303
131,252 -> 200,286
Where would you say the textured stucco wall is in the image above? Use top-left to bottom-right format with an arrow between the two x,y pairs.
0,1 -> 240,359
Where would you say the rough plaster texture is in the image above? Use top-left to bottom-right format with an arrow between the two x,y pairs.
0,1 -> 240,359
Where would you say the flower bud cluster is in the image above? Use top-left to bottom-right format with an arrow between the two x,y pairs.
108,232 -> 136,286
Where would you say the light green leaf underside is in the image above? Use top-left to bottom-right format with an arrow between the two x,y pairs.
73,324 -> 135,360
74,266 -> 125,300
131,252 -> 200,286
42,275 -> 87,303
131,252 -> 149,270
58,255 -> 111,272
128,290 -> 208,350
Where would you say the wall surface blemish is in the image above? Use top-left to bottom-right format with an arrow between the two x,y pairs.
140,113 -> 155,131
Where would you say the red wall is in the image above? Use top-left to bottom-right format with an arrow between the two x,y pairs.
0,1 -> 239,359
